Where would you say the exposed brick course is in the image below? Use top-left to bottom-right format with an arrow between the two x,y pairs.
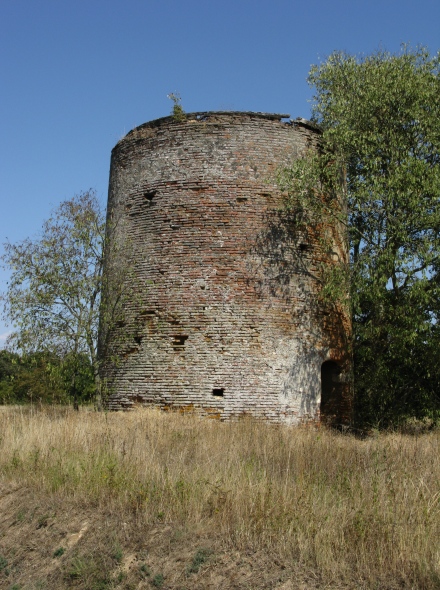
99,112 -> 351,424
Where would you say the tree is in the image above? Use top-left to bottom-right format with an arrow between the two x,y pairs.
0,349 -> 19,403
1,190 -> 105,406
0,349 -> 94,405
279,46 -> 440,427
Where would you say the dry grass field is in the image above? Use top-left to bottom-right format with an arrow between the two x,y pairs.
0,406 -> 439,589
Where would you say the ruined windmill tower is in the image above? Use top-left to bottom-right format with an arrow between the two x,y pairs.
99,111 -> 351,425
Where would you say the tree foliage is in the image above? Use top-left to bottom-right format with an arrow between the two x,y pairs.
1,191 -> 105,404
0,349 -> 94,405
280,46 -> 440,426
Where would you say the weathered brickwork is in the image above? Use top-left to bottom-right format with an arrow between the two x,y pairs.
99,112 -> 351,424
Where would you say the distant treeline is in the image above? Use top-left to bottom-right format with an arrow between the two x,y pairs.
0,350 -> 95,405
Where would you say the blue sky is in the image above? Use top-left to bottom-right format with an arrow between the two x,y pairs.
1,0 -> 439,346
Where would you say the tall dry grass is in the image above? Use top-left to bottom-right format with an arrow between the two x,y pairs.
0,406 -> 439,588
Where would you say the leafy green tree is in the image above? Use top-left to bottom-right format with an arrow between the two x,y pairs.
280,46 -> 440,427
9,352 -> 66,404
0,349 -> 19,403
1,191 -> 105,405
0,349 -> 95,405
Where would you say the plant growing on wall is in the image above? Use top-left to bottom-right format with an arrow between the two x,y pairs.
167,92 -> 186,122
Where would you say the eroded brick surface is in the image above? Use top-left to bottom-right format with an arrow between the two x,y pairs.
99,112 -> 351,424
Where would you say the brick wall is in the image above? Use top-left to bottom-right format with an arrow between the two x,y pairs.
99,112 -> 351,424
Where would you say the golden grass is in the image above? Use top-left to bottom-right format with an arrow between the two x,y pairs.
1,405 -> 439,588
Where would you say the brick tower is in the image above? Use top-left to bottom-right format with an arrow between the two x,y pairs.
99,112 -> 351,424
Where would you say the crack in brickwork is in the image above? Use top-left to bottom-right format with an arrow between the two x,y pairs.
99,112 -> 351,424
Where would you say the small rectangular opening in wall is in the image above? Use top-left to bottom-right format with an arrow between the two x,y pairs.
172,335 -> 188,350
236,197 -> 248,202
143,190 -> 156,203
212,388 -> 224,397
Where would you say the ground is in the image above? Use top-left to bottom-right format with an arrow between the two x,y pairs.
0,481 -> 318,590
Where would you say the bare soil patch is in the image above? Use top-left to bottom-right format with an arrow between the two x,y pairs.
0,482 -> 320,589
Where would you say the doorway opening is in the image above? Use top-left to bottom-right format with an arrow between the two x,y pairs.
320,360 -> 343,426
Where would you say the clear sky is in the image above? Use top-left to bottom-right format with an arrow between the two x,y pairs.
1,0 -> 439,346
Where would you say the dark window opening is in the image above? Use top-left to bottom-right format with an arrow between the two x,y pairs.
143,190 -> 156,203
299,243 -> 311,252
212,388 -> 224,397
172,335 -> 188,350
321,361 -> 343,426
236,197 -> 248,202
134,335 -> 142,345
